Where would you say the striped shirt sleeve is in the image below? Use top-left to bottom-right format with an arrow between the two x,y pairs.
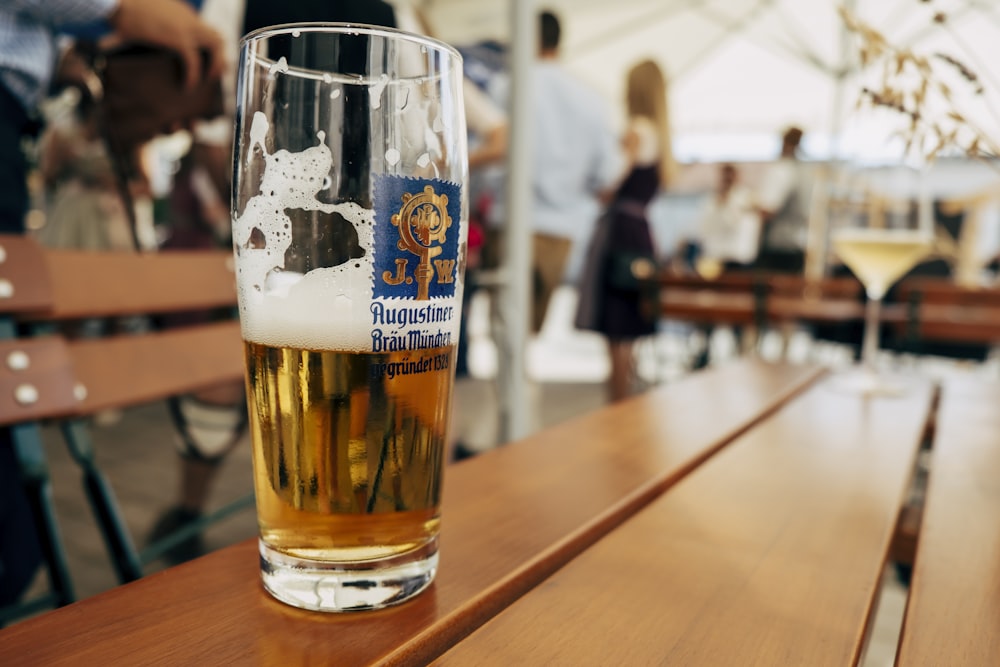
7,0 -> 118,27
0,0 -> 118,109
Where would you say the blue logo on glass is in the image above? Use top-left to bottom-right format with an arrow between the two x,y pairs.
373,175 -> 461,300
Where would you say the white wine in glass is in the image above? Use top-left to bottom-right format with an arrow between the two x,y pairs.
831,229 -> 933,301
830,227 -> 933,394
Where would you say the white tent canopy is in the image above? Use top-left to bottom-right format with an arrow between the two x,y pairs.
416,0 -> 1000,162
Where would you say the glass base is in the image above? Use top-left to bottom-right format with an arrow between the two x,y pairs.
258,539 -> 438,612
824,367 -> 909,397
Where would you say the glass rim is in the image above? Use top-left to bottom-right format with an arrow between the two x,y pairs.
240,21 -> 463,64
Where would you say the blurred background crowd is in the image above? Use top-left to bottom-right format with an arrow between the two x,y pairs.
4,0 -> 1000,613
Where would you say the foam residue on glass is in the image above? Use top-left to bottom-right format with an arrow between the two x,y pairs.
233,111 -> 464,353
234,112 -> 377,352
268,57 -> 289,79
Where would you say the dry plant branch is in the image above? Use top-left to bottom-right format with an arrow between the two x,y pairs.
839,3 -> 1000,167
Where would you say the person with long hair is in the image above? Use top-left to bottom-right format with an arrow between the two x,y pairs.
577,59 -> 675,402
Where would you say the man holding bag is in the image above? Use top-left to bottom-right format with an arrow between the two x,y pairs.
0,0 -> 224,233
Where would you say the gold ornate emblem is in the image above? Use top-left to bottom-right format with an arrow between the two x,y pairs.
382,185 -> 454,300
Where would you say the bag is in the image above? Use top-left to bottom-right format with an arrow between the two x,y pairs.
607,250 -> 658,291
91,44 -> 225,150
66,43 -> 225,249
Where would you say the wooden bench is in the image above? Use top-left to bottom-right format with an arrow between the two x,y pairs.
658,271 -> 763,328
659,271 -> 868,366
659,271 -> 866,327
891,278 -> 1000,358
0,234 -> 246,624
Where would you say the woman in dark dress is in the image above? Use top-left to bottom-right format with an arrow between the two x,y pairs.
577,59 -> 674,402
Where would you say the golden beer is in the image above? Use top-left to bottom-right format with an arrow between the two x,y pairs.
244,340 -> 455,563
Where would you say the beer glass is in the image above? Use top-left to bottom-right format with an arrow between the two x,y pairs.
232,24 -> 468,612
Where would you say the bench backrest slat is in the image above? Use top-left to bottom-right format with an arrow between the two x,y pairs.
69,321 -> 245,414
0,337 -> 77,425
0,236 -> 54,313
26,246 -> 236,321
0,235 -> 243,420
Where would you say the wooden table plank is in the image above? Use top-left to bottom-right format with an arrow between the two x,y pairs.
435,375 -> 934,666
896,379 -> 1000,665
0,360 -> 822,666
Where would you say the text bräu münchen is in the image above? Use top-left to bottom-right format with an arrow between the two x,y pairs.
368,301 -> 455,377
370,327 -> 453,353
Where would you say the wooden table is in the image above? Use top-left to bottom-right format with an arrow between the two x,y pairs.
3,359 -> 997,665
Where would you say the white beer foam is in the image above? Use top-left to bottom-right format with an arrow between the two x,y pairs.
234,112 -> 461,353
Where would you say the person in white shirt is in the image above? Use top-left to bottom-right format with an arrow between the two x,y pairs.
697,163 -> 759,271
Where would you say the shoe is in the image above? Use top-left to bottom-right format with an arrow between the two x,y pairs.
93,408 -> 124,427
147,507 -> 206,565
451,442 -> 479,463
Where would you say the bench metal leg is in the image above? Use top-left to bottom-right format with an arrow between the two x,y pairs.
138,492 -> 255,564
60,420 -> 144,584
0,423 -> 75,625
60,417 -> 254,582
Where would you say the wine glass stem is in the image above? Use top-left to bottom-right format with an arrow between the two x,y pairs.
861,293 -> 883,375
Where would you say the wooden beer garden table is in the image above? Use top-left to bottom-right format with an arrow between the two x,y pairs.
2,359 -> 999,665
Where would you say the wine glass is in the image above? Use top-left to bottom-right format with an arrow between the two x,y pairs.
828,166 -> 934,395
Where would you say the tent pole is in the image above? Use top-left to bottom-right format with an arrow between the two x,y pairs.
498,0 -> 535,442
831,0 -> 856,162
809,0 -> 857,282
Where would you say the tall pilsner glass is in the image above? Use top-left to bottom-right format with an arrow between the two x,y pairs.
232,24 -> 468,612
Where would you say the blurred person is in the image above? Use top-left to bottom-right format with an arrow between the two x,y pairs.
144,0 -> 404,563
754,126 -> 810,273
0,0 -> 223,611
392,3 -> 510,461
445,78 -> 507,389
689,163 -> 760,366
146,139 -> 247,564
531,9 -> 621,333
697,163 -> 759,273
36,85 -> 134,252
753,127 -> 821,363
576,59 -> 674,402
396,3 -> 509,380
